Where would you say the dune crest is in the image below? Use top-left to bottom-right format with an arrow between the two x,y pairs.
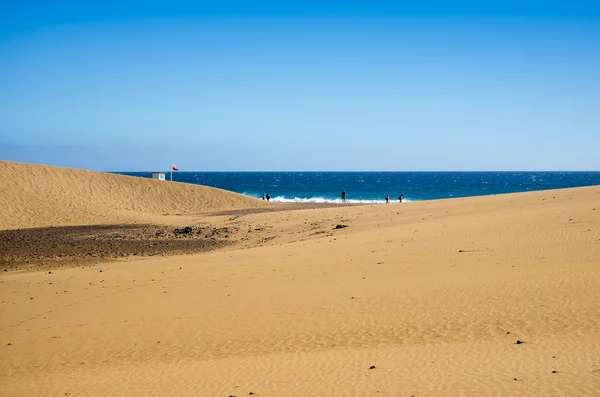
0,161 -> 263,230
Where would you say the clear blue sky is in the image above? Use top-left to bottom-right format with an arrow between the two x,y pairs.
1,1 -> 599,171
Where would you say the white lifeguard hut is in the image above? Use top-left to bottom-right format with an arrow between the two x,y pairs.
151,172 -> 166,181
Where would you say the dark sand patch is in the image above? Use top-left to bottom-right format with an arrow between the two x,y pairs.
0,224 -> 233,271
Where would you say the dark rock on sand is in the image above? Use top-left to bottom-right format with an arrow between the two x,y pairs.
174,226 -> 197,234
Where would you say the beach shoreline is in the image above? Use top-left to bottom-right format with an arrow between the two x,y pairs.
1,162 -> 600,396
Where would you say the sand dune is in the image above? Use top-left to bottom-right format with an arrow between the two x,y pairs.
1,164 -> 599,396
0,161 -> 265,230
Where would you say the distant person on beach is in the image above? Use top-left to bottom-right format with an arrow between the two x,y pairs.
385,194 -> 389,204
398,194 -> 403,203
262,194 -> 265,200
266,193 -> 270,201
341,190 -> 346,203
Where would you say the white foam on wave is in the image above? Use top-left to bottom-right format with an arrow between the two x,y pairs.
268,196 -> 411,204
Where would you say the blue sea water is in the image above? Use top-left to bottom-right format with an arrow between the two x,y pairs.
115,171 -> 600,204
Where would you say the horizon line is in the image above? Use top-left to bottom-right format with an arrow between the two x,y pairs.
110,170 -> 600,173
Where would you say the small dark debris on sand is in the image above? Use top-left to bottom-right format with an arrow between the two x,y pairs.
369,365 -> 376,369
515,340 -> 524,344
334,224 -> 348,229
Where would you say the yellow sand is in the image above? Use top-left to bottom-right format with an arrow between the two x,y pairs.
1,162 -> 600,396
0,160 -> 265,230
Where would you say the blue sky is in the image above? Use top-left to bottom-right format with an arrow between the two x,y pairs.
1,1 -> 599,171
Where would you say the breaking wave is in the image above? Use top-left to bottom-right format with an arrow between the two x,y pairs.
266,196 -> 411,204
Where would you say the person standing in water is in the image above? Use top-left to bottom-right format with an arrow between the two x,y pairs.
398,194 -> 403,203
385,194 -> 389,204
266,193 -> 270,201
341,190 -> 346,203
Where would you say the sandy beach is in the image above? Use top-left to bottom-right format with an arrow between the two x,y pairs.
1,161 -> 600,396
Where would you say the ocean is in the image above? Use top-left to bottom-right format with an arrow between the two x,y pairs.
115,171 -> 600,204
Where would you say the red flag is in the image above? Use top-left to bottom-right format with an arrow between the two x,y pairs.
171,164 -> 179,171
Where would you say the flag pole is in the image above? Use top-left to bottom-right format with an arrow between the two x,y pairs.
170,164 -> 172,182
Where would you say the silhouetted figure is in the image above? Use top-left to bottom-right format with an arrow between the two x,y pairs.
385,194 -> 389,204
341,190 -> 346,203
266,193 -> 270,201
262,194 -> 265,200
398,194 -> 403,203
